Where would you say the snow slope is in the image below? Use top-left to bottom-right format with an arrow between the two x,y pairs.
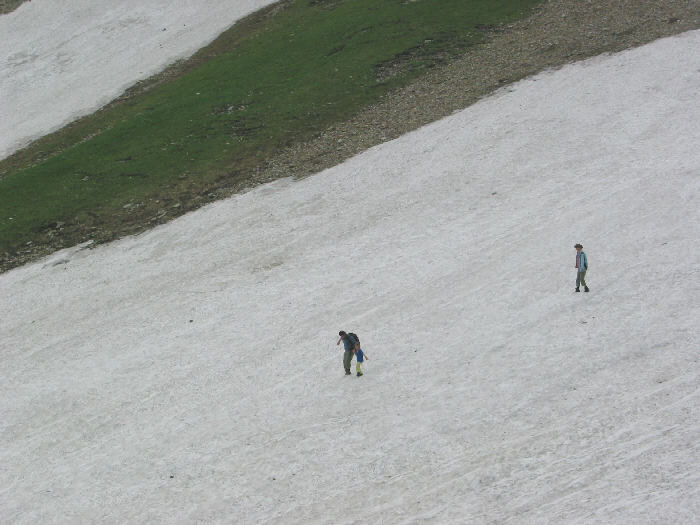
0,0 -> 276,160
1,26 -> 699,525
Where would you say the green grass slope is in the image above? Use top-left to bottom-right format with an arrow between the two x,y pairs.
0,0 -> 541,256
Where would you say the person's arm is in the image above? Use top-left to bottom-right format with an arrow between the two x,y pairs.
337,337 -> 342,346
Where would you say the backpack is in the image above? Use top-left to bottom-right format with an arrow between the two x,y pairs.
348,333 -> 360,346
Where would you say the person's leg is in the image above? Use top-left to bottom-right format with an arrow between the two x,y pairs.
579,271 -> 588,291
343,350 -> 352,374
356,361 -> 363,376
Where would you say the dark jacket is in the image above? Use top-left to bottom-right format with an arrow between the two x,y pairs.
342,334 -> 359,351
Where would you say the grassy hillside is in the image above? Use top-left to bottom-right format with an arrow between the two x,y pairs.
0,0 -> 542,258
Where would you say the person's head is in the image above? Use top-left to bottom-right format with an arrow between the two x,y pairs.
574,243 -> 583,251
339,331 -> 347,338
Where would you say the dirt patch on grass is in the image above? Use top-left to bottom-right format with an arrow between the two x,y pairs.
2,0 -> 699,273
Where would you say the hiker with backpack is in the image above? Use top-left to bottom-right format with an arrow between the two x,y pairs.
337,331 -> 366,376
574,243 -> 590,292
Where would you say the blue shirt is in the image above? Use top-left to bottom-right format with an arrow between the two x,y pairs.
577,251 -> 588,272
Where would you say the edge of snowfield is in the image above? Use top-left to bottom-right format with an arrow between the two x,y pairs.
2,30 -> 699,524
0,0 -> 276,160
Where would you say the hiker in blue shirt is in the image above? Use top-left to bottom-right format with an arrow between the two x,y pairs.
337,331 -> 356,375
574,243 -> 590,292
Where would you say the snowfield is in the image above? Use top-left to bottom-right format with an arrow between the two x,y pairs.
0,0 -> 276,160
1,12 -> 699,525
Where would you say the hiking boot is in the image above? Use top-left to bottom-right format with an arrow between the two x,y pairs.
584,286 -> 590,292
575,288 -> 580,292
356,372 -> 363,377
345,371 -> 351,375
